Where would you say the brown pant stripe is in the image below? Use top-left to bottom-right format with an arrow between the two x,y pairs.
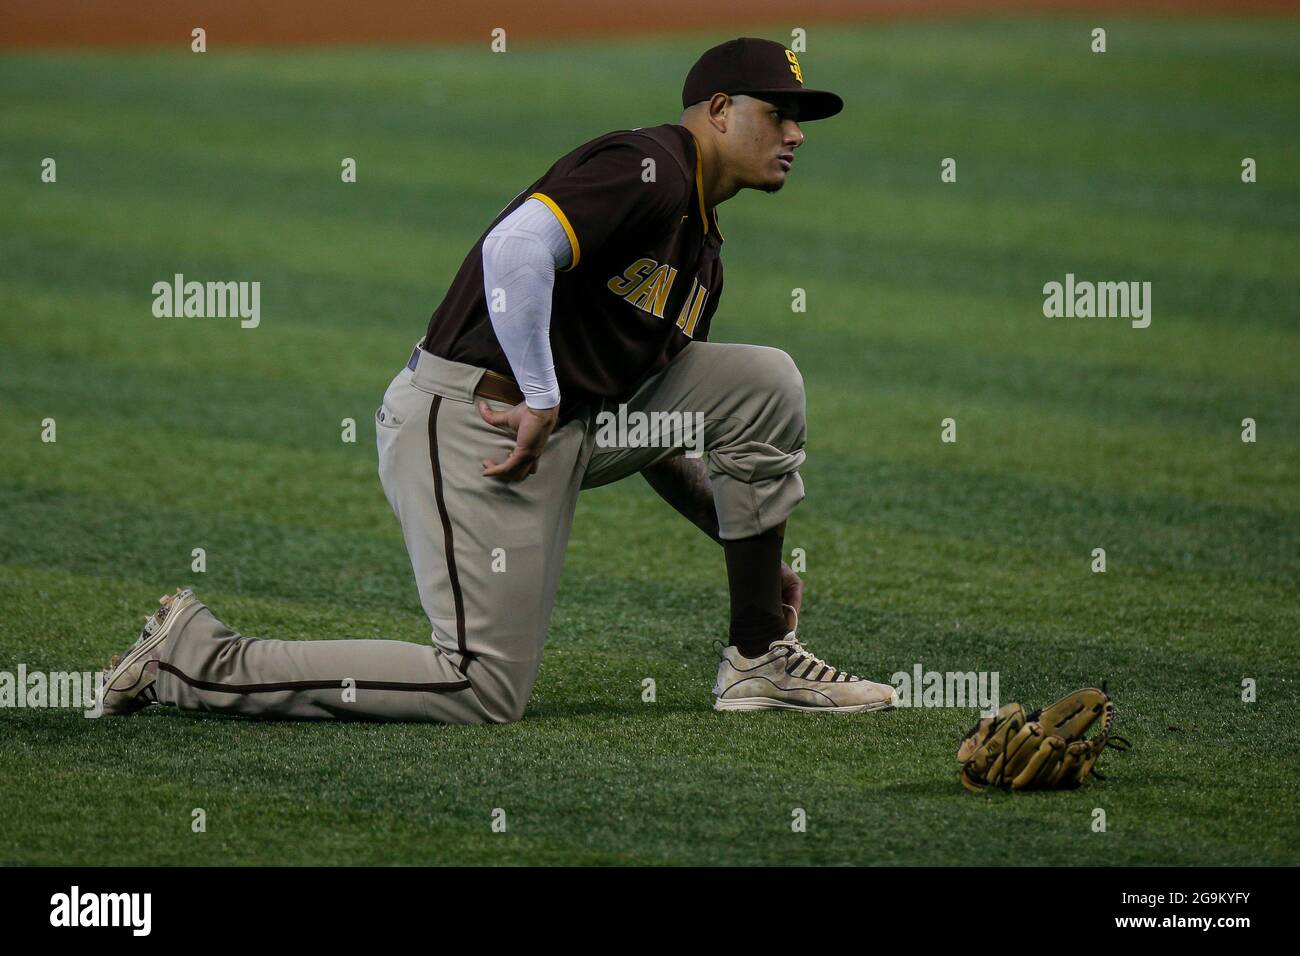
157,661 -> 471,694
427,395 -> 471,673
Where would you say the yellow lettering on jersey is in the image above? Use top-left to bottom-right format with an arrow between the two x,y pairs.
607,258 -> 656,297
674,278 -> 697,329
626,264 -> 677,318
652,266 -> 677,317
674,279 -> 709,338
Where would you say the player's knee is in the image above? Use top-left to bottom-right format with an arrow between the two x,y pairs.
488,700 -> 527,724
479,690 -> 528,724
753,346 -> 803,397
468,657 -> 536,725
751,346 -> 806,427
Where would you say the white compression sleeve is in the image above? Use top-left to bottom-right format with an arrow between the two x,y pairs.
480,197 -> 573,410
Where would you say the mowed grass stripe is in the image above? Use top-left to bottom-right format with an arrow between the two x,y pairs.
5,158 -> 1294,314
806,386 -> 1299,509
743,281 -> 1299,387
5,273 -> 1297,404
6,97 -> 1294,251
4,562 -> 1294,711
2,675 -> 1295,865
2,370 -> 1294,582
0,282 -> 420,393
3,356 -> 1294,551
5,476 -> 1291,641
4,322 -> 1294,469
1,466 -> 1293,658
2,703 -> 1295,865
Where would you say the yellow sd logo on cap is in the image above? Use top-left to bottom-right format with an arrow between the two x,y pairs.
785,50 -> 803,84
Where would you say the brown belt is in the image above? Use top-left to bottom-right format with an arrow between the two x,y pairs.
474,369 -> 524,406
408,346 -> 523,405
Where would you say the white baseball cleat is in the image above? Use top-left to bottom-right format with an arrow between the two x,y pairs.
712,605 -> 898,713
96,588 -> 197,716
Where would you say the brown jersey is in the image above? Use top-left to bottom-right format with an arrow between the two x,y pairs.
421,123 -> 725,418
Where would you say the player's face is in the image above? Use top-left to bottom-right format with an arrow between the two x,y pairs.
729,95 -> 805,193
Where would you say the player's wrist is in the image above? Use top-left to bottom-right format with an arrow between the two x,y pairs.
524,405 -> 559,425
524,390 -> 561,412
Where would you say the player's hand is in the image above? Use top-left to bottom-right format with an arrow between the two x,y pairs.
479,400 -> 559,481
779,561 -> 803,630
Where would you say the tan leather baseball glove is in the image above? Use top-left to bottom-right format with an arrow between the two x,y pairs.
957,687 -> 1130,792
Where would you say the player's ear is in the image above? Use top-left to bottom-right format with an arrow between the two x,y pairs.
708,93 -> 731,132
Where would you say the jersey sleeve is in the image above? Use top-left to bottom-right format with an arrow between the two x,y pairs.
527,139 -> 690,271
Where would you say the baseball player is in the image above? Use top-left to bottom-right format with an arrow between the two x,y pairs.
97,38 -> 899,723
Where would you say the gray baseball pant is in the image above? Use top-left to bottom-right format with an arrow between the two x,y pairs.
154,341 -> 806,723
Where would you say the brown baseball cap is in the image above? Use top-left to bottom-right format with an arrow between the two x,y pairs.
682,37 -> 844,121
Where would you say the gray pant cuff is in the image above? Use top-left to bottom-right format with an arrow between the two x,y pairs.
714,470 -> 806,540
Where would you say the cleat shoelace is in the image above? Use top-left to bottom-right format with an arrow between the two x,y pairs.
770,637 -> 861,682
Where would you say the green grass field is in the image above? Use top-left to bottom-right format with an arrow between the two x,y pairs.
1,17 -> 1297,866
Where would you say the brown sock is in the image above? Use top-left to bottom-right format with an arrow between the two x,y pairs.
725,524 -> 788,658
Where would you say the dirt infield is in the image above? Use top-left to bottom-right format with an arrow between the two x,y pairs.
2,0 -> 1292,48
